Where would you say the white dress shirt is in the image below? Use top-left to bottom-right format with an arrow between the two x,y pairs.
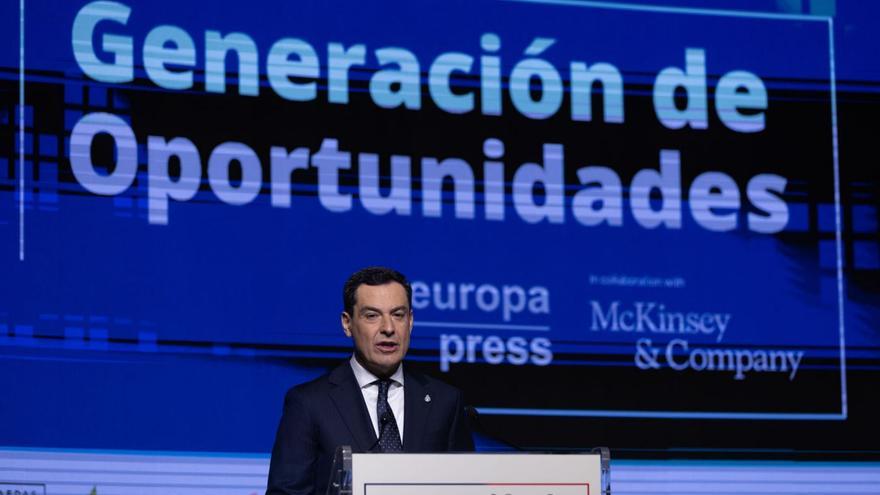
349,355 -> 405,441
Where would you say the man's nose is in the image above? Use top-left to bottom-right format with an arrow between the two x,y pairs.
380,314 -> 396,334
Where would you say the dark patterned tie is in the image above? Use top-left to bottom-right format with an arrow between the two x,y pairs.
376,379 -> 403,452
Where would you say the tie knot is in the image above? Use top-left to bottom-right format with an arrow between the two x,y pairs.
376,379 -> 392,397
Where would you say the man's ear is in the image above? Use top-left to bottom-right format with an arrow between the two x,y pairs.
341,312 -> 352,337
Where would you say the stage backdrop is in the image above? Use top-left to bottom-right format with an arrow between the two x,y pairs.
2,0 -> 879,494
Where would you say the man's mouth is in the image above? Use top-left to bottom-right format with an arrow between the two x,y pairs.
376,342 -> 399,352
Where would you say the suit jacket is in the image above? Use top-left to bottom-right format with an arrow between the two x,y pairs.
266,361 -> 475,495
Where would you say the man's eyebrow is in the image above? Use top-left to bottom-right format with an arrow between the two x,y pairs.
358,305 -> 410,314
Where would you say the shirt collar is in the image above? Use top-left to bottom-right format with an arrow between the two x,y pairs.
349,354 -> 404,389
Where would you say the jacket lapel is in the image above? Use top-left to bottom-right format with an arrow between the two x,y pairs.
328,362 -> 377,452
402,368 -> 431,452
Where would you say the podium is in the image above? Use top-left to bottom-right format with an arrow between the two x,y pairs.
326,446 -> 611,495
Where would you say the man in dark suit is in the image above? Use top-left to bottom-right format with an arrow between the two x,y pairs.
266,267 -> 474,495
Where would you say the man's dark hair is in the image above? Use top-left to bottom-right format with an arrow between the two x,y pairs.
343,266 -> 412,315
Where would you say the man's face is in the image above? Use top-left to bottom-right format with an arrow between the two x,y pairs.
341,282 -> 412,378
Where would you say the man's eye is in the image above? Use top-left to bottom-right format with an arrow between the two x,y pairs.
364,313 -> 379,320
392,312 -> 405,319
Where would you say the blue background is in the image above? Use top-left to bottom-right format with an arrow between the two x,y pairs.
1,0 -> 878,464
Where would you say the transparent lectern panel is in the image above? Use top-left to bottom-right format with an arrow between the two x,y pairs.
326,445 -> 353,495
590,446 -> 611,495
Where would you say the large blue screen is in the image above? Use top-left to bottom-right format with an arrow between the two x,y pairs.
1,1 -> 879,493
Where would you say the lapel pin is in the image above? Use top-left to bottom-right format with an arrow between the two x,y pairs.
424,394 -> 431,403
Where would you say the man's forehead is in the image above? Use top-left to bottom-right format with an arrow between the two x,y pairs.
354,282 -> 409,308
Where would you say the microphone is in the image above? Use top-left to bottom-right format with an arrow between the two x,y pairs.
464,406 -> 525,451
464,406 -> 480,427
367,413 -> 391,452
